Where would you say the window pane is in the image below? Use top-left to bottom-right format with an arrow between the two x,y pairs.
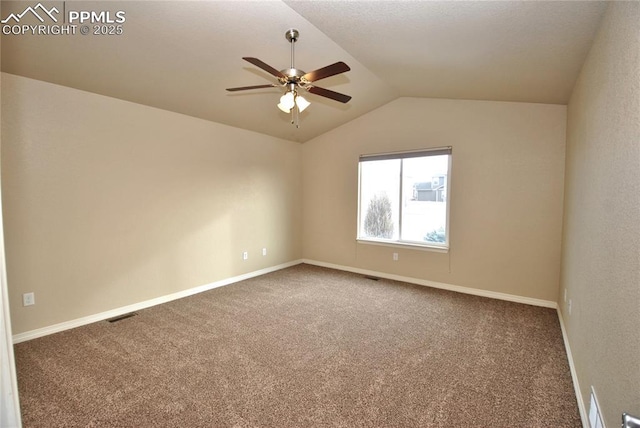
400,155 -> 449,244
359,159 -> 400,240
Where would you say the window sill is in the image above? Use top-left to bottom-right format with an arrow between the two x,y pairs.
356,238 -> 449,253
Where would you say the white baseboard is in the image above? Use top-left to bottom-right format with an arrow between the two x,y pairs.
302,259 -> 558,309
12,259 -> 304,344
557,309 -> 588,428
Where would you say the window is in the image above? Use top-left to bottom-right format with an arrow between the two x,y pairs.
357,147 -> 451,250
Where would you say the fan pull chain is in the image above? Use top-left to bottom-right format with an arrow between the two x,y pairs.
292,103 -> 299,128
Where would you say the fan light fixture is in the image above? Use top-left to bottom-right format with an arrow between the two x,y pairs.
226,28 -> 352,129
277,91 -> 310,113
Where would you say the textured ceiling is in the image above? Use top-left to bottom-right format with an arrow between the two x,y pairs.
1,1 -> 607,142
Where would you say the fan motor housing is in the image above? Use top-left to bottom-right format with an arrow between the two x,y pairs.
280,68 -> 306,84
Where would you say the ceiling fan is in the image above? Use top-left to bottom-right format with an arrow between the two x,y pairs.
226,29 -> 352,128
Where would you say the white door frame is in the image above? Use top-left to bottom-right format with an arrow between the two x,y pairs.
0,161 -> 21,425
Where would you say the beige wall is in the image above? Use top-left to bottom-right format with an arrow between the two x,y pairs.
1,73 -> 302,334
302,98 -> 566,302
560,2 -> 640,426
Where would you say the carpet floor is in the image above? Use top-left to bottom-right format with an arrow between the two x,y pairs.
14,264 -> 581,427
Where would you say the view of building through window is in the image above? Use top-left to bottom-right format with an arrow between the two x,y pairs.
358,150 -> 450,248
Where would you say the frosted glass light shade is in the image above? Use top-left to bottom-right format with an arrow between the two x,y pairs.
277,92 -> 295,113
296,95 -> 310,112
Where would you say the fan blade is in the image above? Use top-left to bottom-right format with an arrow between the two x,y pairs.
242,57 -> 286,79
302,62 -> 350,82
226,84 -> 277,92
307,86 -> 352,103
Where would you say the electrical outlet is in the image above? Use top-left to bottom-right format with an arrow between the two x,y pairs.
242,251 -> 248,260
393,252 -> 398,261
262,248 -> 267,256
23,292 -> 35,306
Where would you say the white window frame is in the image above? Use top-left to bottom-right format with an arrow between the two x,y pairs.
357,147 -> 452,252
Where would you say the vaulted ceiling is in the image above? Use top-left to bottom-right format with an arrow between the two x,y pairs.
1,1 -> 608,142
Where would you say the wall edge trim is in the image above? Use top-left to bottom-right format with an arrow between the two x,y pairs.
12,259 -> 304,344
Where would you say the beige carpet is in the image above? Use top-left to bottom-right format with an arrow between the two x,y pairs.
14,264 -> 581,427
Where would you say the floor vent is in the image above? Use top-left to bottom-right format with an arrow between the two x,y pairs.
107,312 -> 138,323
364,276 -> 380,281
